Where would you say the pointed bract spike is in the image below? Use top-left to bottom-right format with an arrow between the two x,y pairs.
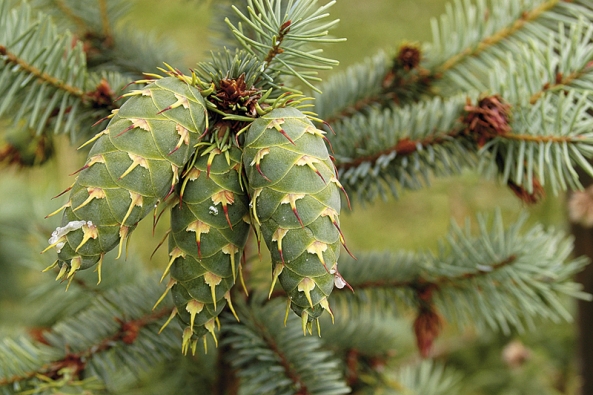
321,134 -> 335,155
157,92 -> 190,114
75,223 -> 98,251
334,270 -> 354,292
164,164 -> 180,201
187,220 -> 210,258
205,319 -> 218,347
298,277 -> 316,308
116,226 -> 129,259
55,264 -> 68,281
256,163 -> 271,182
95,254 -> 104,284
281,194 -> 305,227
90,115 -> 110,128
42,260 -> 58,273
319,298 -> 334,324
204,272 -> 222,308
250,148 -> 271,181
212,190 -> 235,229
45,201 -> 71,219
181,327 -> 193,355
119,153 -> 149,180
268,263 -> 284,299
65,273 -> 76,291
73,187 -> 106,212
301,311 -> 309,335
272,228 -> 289,264
77,130 -> 108,150
239,263 -> 249,296
269,118 -> 295,145
161,246 -> 184,282
222,244 -> 238,281
168,124 -> 190,155
115,117 -> 150,137
224,291 -> 240,322
307,241 -> 328,270
67,256 -> 82,278
284,297 -> 291,326
323,120 -> 337,135
121,88 -> 152,98
340,234 -> 356,260
121,191 -> 143,227
316,319 -> 321,337
331,176 -> 351,210
159,307 -> 178,334
53,184 -> 73,199
250,189 -> 263,226
115,124 -> 135,137
41,235 -> 66,254
186,299 -> 205,330
205,148 -> 222,178
71,155 -> 105,176
151,229 -> 171,259
154,278 -> 177,310
296,155 -> 325,182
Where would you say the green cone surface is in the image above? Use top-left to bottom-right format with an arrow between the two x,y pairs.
243,107 -> 346,325
46,76 -> 207,280
165,146 -> 250,353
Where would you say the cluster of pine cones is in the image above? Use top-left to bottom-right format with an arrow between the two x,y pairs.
44,74 -> 350,352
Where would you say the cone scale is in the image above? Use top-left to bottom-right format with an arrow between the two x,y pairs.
46,77 -> 207,280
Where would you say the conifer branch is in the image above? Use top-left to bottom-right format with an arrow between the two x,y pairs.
0,45 -> 85,99
0,274 -> 181,393
0,307 -> 171,387
222,298 -> 350,395
225,0 -> 344,92
316,0 -> 592,125
435,0 -> 558,74
332,211 -> 590,335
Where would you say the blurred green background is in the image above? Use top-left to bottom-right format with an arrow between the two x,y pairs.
0,0 -> 579,394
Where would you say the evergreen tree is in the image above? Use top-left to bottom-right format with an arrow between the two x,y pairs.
1,0 -> 592,394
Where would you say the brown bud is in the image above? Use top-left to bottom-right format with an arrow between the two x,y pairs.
463,95 -> 511,147
397,44 -> 421,71
413,307 -> 442,358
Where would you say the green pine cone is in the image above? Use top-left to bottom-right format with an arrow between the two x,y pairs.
45,76 -> 207,282
163,145 -> 250,353
243,107 -> 349,328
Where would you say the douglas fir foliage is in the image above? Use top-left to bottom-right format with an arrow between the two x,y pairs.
1,0 -> 593,394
